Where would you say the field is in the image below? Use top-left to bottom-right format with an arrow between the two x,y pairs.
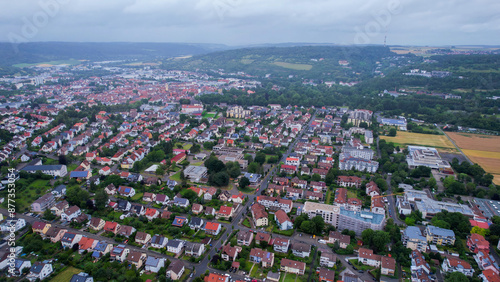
273,62 -> 313,70
50,267 -> 82,282
446,132 -> 500,184
380,131 -> 456,152
14,59 -> 84,68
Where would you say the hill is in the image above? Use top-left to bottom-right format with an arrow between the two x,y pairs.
161,45 -> 394,80
0,42 -> 229,67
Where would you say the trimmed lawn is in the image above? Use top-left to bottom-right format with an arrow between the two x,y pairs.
141,273 -> 156,281
242,218 -> 251,228
50,266 -> 83,282
349,259 -> 376,271
273,226 -> 295,236
67,164 -> 78,172
131,192 -> 144,201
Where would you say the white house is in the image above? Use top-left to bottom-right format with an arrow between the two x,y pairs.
144,256 -> 165,273
61,206 -> 81,222
27,262 -> 53,281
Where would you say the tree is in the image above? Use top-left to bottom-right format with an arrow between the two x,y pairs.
247,162 -> 260,173
300,221 -> 315,233
371,231 -> 390,252
209,171 -> 230,187
254,152 -> 266,165
294,214 -> 309,229
388,128 -> 397,137
190,144 -> 201,154
94,189 -> 108,211
445,272 -> 468,282
43,209 -> 56,220
239,177 -> 250,189
311,216 -> 325,235
471,226 -> 489,237
226,161 -> 241,178
311,173 -> 321,182
156,167 -> 165,176
362,229 -> 374,246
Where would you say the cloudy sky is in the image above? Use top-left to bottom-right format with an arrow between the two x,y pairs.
1,0 -> 499,46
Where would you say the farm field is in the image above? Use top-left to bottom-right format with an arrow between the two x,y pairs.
14,59 -> 84,68
446,133 -> 500,185
380,131 -> 456,152
273,61 -> 313,70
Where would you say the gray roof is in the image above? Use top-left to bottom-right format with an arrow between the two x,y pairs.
404,226 -> 426,241
70,272 -> 93,282
426,225 -> 455,238
167,239 -> 183,248
145,256 -> 163,267
22,164 -> 64,171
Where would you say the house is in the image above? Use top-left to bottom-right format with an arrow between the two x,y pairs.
184,242 -> 205,257
189,217 -> 204,230
442,256 -> 474,277
291,242 -> 311,258
318,268 -> 336,282
161,210 -> 172,219
117,225 -> 136,237
192,203 -> 203,215
204,222 -> 221,235
221,244 -> 240,261
467,233 -> 490,254
143,192 -> 156,202
32,221 -> 51,235
145,208 -> 159,221
166,260 -> 185,281
480,269 -> 500,282
320,252 -> 336,268
104,221 -> 120,234
155,194 -> 169,205
92,241 -> 113,260
50,200 -> 69,216
105,184 -> 117,195
203,187 -> 217,200
274,209 -> 293,230
145,256 -> 165,273
117,186 -> 136,197
237,230 -> 254,246
218,206 -> 233,219
89,217 -> 105,231
230,192 -> 245,204
116,199 -> 131,211
70,272 -> 94,282
381,256 -> 396,276
166,239 -> 185,255
61,205 -> 82,222
402,226 -> 428,252
130,203 -> 145,216
135,232 -> 152,245
172,216 -> 188,227
172,197 -> 189,208
111,244 -> 130,262
327,231 -> 350,249
280,258 -> 306,275
78,237 -> 97,251
337,176 -> 362,188
151,234 -> 168,249
27,262 -> 53,281
358,248 -> 381,267
51,185 -> 67,197
205,206 -> 216,217
425,225 -> 456,246
219,191 -> 231,202
249,248 -> 274,267
255,232 -> 271,245
10,259 -> 31,277
45,226 -> 67,243
410,250 -> 431,274
99,166 -> 111,176
257,196 -> 293,213
204,273 -> 228,282
31,193 -> 55,212
61,232 -> 83,248
267,272 -> 281,282
273,237 -> 291,253
251,203 -> 269,227
126,251 -> 147,268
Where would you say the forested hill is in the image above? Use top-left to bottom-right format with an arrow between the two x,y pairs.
161,45 -> 394,80
0,42 -> 229,66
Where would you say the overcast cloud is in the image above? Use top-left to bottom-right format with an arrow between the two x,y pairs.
1,0 -> 499,46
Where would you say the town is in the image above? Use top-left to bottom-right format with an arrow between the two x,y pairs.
0,50 -> 498,282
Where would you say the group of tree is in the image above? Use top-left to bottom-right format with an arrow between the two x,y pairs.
294,214 -> 325,235
204,154 -> 241,187
451,158 -> 494,187
361,229 -> 391,253
430,211 -> 471,238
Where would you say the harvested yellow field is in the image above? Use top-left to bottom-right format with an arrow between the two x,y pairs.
446,132 -> 500,152
446,133 -> 500,184
380,131 -> 456,152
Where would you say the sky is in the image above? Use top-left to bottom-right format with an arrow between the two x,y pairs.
1,0 -> 499,46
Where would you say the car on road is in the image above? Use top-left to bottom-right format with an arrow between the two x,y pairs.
353,266 -> 357,270
348,261 -> 352,265
190,273 -> 193,278
358,270 -> 364,273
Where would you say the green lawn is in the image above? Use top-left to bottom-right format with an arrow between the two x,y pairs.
273,226 -> 295,236
67,164 -> 79,172
242,218 -> 251,228
349,259 -> 376,271
131,192 -> 144,201
170,171 -> 182,182
50,266 -> 83,282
